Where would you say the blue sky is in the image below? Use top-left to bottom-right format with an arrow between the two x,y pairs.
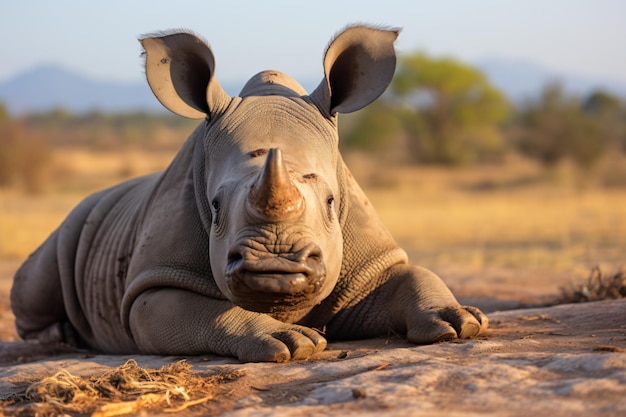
2,0 -> 625,85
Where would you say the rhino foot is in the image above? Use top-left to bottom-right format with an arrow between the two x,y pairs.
235,324 -> 328,362
19,321 -> 85,347
407,305 -> 489,344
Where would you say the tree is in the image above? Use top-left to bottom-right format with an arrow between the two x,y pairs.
391,52 -> 510,164
583,90 -> 626,152
515,83 -> 605,169
339,99 -> 402,152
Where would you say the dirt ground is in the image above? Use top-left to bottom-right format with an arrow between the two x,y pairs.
1,259 -> 625,417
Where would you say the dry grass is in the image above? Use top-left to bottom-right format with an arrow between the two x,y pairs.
360,157 -> 626,276
3,359 -> 244,417
50,148 -> 175,193
1,148 -> 625,280
0,148 -> 175,259
370,184 -> 626,272
559,266 -> 626,303
0,191 -> 83,259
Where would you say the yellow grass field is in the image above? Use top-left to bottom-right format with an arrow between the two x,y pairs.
1,148 -> 625,300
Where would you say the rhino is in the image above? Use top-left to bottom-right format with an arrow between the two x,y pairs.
11,25 -> 488,362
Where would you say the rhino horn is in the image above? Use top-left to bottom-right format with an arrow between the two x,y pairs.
249,148 -> 304,221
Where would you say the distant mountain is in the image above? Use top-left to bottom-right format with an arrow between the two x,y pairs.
2,60 -> 625,114
0,65 -> 162,114
475,57 -> 626,102
0,65 -> 243,115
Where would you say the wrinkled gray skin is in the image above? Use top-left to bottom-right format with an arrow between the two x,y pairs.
11,26 -> 488,362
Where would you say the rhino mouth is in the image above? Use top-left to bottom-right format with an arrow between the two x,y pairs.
225,243 -> 326,311
226,254 -> 325,294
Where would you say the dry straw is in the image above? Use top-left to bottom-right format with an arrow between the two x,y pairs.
6,359 -> 244,417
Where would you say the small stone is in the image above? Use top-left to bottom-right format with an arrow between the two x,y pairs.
593,345 -> 623,353
352,388 -> 367,399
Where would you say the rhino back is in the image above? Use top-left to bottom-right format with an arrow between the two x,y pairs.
68,129 -> 219,352
57,174 -> 160,351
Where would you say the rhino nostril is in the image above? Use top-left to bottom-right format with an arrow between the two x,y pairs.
297,244 -> 323,264
227,250 -> 243,265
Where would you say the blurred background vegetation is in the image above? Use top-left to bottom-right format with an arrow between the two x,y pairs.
1,51 -> 626,194
0,107 -> 197,194
1,52 -> 625,295
340,52 -> 626,171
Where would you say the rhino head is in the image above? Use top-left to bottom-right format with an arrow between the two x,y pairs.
140,26 -> 398,314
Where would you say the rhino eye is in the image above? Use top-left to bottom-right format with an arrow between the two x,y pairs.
211,191 -> 227,237
211,197 -> 224,231
324,194 -> 336,226
211,198 -> 221,212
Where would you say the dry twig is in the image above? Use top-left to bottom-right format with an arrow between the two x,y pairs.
4,359 -> 244,417
560,266 -> 626,304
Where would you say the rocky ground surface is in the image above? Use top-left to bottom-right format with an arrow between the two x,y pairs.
0,260 -> 625,416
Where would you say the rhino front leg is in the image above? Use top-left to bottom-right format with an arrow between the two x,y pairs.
129,288 -> 327,362
389,264 -> 489,343
328,264 -> 488,343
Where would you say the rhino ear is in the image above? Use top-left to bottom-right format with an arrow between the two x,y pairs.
140,31 -> 230,119
311,26 -> 399,115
